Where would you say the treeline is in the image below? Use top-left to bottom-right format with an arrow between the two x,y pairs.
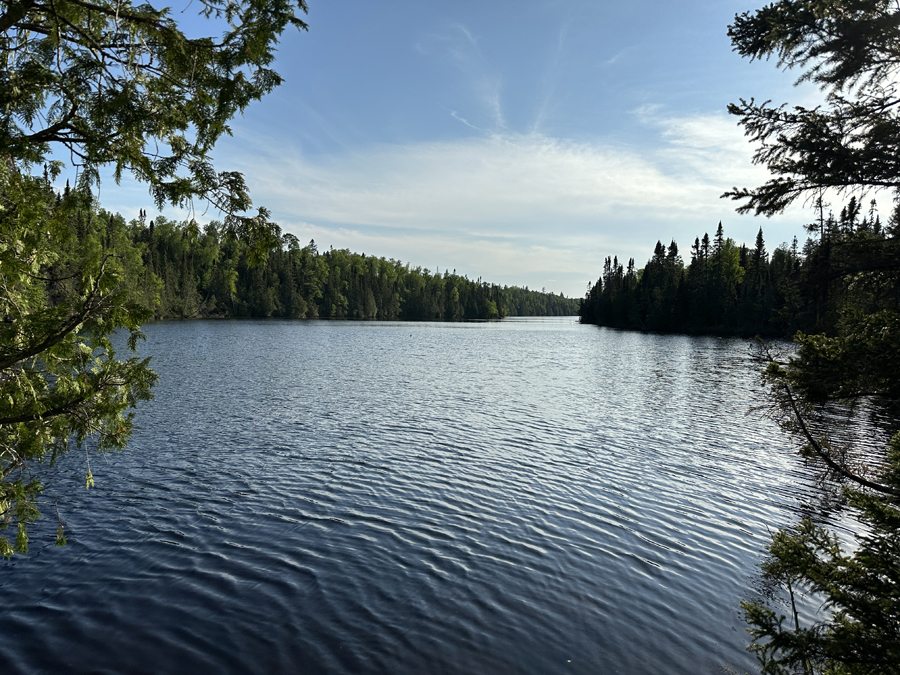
580,197 -> 900,336
60,191 -> 578,321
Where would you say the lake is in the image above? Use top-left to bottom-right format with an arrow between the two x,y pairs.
0,318 -> 820,674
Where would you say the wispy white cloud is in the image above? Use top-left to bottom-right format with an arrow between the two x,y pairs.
417,22 -> 506,130
451,22 -> 479,49
635,104 -> 769,184
235,114 -> 772,233
73,109 -> 812,298
219,107 -> 809,297
600,45 -> 634,67
530,19 -> 571,135
449,110 -> 487,132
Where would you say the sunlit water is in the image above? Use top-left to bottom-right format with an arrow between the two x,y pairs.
1,318 -> 823,674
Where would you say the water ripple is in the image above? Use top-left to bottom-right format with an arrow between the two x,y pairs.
1,319 -> 826,674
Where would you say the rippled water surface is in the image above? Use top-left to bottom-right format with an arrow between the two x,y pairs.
1,318 -> 819,674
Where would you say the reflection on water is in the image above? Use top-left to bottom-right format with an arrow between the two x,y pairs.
1,318 -> 820,674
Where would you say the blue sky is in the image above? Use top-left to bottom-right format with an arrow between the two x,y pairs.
99,0 -> 828,298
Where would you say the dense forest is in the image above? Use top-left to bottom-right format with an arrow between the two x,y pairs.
59,188 -> 578,322
579,197 -> 899,336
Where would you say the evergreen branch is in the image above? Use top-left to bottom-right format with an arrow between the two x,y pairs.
0,255 -> 112,371
0,0 -> 40,33
781,380 -> 894,495
0,392 -> 90,424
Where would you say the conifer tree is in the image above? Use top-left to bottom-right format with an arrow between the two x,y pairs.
1,0 -> 308,554
727,1 -> 900,670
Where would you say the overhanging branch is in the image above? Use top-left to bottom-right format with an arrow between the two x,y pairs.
782,382 -> 894,495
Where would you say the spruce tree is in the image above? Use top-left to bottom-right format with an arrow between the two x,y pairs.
727,1 -> 900,670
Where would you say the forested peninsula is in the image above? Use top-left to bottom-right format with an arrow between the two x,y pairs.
579,198 -> 899,337
61,190 -> 578,322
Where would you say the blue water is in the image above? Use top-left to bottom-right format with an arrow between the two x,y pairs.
0,318 -> 818,674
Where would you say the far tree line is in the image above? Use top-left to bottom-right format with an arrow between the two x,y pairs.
579,196 -> 898,337
59,186 -> 579,322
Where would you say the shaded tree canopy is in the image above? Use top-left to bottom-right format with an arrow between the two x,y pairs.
724,0 -> 900,216
580,223 -> 790,336
1,0 -> 307,555
0,0 -> 306,258
0,165 -> 158,556
721,1 -> 900,672
1,0 -> 308,255
61,211 -> 579,323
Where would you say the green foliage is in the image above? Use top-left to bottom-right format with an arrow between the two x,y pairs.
0,166 -> 157,556
1,0 -> 308,258
723,0 -> 900,216
120,225 -> 576,321
741,439 -> 900,674
501,285 -> 578,317
581,198 -> 900,338
741,229 -> 900,672
785,311 -> 900,403
721,0 -> 900,670
580,223 -> 791,334
1,0 -> 309,556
